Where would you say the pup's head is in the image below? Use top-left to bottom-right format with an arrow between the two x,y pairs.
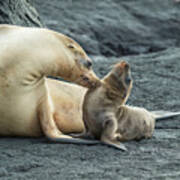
63,37 -> 100,88
104,60 -> 133,102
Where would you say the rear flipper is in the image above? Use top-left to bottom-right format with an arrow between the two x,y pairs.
70,132 -> 127,150
47,136 -> 101,145
70,133 -> 127,150
48,136 -> 127,150
70,131 -> 95,140
151,110 -> 180,121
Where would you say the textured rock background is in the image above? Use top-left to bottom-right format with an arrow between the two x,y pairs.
32,0 -> 180,56
0,0 -> 180,179
0,0 -> 42,27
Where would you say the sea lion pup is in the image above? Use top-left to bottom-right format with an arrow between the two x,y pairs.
74,61 -> 133,150
116,105 -> 155,141
0,24 -> 99,143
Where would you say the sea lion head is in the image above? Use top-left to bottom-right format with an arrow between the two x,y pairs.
104,60 -> 133,102
113,61 -> 133,97
64,39 -> 100,88
114,61 -> 132,88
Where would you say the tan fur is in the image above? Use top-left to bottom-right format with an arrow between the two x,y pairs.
0,24 -> 99,139
117,105 -> 155,141
46,78 -> 86,134
81,61 -> 133,148
43,78 -> 155,143
0,26 -> 155,147
44,78 -> 155,145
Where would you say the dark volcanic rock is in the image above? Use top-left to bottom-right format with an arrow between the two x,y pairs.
33,0 -> 180,56
0,0 -> 42,27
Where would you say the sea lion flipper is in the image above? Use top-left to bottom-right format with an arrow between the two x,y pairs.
101,134 -> 127,151
70,131 -> 94,140
102,141 -> 127,151
151,110 -> 180,120
47,136 -> 101,145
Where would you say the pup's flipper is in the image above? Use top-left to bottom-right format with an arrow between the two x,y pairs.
151,110 -> 180,120
101,138 -> 127,151
103,142 -> 127,151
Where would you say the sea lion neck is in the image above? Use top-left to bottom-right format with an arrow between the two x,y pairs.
47,58 -> 75,81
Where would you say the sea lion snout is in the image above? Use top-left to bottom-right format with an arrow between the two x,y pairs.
113,60 -> 130,75
125,76 -> 132,85
120,61 -> 129,68
80,72 -> 100,88
119,61 -> 130,73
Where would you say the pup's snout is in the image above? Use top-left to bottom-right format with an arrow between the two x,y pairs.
125,76 -> 132,84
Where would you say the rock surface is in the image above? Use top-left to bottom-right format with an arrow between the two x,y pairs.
33,0 -> 180,56
0,0 -> 42,27
0,0 -> 180,179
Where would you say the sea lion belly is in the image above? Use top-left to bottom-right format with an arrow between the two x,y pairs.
0,79 -> 45,137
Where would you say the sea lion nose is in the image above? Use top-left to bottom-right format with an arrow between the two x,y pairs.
125,76 -> 132,84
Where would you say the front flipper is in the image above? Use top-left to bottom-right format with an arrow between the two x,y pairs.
101,133 -> 127,151
101,139 -> 127,151
151,110 -> 180,120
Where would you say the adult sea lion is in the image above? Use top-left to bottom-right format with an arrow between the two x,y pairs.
0,24 -> 99,143
33,64 -> 180,148
1,25 -> 179,147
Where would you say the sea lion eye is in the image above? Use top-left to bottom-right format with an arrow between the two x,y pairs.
79,59 -> 92,69
68,44 -> 75,49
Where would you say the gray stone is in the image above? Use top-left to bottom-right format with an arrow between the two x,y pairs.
33,0 -> 180,56
0,0 -> 42,27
